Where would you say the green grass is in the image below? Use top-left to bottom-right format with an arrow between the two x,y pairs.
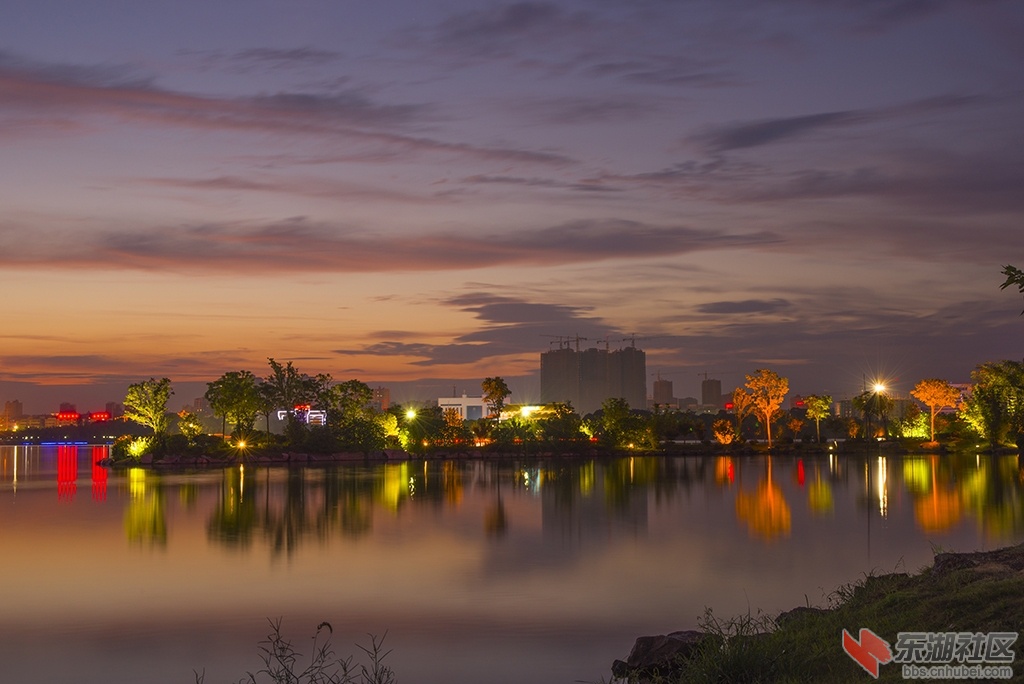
195,619 -> 396,684
611,545 -> 1024,683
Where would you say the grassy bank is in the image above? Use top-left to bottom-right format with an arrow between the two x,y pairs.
613,543 -> 1024,683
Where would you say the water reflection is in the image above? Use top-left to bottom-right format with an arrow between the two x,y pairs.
1,446 -> 1024,684
125,468 -> 166,545
91,445 -> 108,501
117,453 -> 1024,548
735,456 -> 792,540
3,448 -> 1024,548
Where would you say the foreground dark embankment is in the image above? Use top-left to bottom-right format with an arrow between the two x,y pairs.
613,544 -> 1024,683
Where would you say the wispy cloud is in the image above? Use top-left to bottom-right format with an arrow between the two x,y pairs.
461,174 -> 622,193
0,218 -> 780,274
185,46 -> 345,73
141,174 -> 454,204
335,293 -> 614,366
688,95 -> 987,153
696,299 -> 791,315
584,55 -> 734,87
0,50 -> 572,166
430,2 -> 595,58
690,111 -> 866,153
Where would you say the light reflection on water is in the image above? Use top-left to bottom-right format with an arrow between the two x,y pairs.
0,445 -> 1022,684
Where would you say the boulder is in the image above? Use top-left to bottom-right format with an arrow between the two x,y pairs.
611,630 -> 706,681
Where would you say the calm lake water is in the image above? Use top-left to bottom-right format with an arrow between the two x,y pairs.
1,445 -> 1022,683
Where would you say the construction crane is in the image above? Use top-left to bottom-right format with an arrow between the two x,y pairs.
621,333 -> 661,348
540,334 -> 589,351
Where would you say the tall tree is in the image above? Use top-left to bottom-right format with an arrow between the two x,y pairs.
959,360 -> 1024,449
910,379 -> 961,443
804,394 -> 833,443
731,386 -> 756,441
852,387 -> 893,439
326,379 -> 374,423
481,377 -> 512,418
263,359 -> 326,442
440,407 -> 468,447
325,379 -> 387,452
124,377 -> 173,435
737,369 -> 789,448
205,370 -> 262,437
1000,264 -> 1024,314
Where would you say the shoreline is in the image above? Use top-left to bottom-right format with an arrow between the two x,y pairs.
612,543 -> 1024,683
99,440 -> 1020,470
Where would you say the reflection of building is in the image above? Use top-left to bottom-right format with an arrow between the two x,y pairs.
540,345 -> 647,415
541,461 -> 648,542
438,395 -> 488,421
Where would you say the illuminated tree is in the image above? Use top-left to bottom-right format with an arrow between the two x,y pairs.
469,418 -> 494,445
737,369 -> 789,448
959,360 -> 1024,449
493,415 -> 537,446
803,394 -> 833,443
378,413 -> 400,448
712,418 -> 735,445
597,397 -> 649,449
1000,264 -> 1024,314
124,377 -> 173,435
786,416 -> 804,440
911,379 -> 961,442
481,377 -> 512,418
176,409 -> 204,446
731,386 -> 756,441
537,402 -> 583,442
440,407 -> 468,446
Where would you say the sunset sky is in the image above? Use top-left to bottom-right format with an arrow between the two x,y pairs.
2,0 -> 1022,413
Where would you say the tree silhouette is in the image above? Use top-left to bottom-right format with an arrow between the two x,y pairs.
1000,264 -> 1024,314
481,376 -> 511,418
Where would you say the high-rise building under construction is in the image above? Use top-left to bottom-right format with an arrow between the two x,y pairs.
540,344 -> 647,415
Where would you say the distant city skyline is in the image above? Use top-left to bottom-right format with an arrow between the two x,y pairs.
1,1 -> 1022,414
